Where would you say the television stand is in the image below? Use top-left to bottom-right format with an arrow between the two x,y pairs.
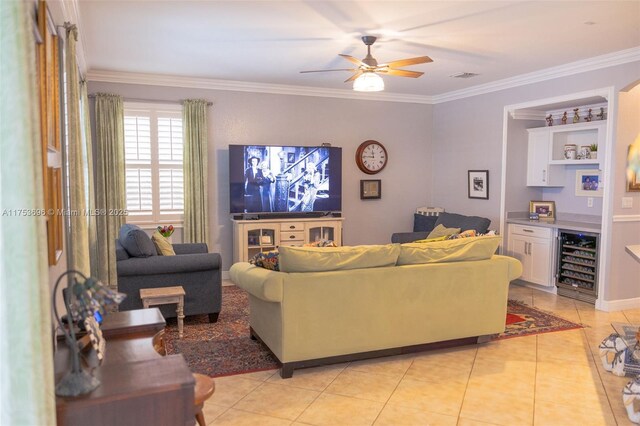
232,216 -> 345,262
235,212 -> 340,220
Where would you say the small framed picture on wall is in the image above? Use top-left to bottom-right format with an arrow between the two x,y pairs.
468,170 -> 489,200
360,179 -> 381,199
575,169 -> 603,197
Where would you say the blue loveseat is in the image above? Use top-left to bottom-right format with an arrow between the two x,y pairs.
391,212 -> 492,243
115,225 -> 222,322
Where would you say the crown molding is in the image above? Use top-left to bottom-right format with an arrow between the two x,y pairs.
431,47 -> 640,104
86,70 -> 436,105
87,46 -> 640,105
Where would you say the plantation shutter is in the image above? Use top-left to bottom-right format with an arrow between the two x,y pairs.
158,117 -> 184,214
123,104 -> 184,224
124,115 -> 152,215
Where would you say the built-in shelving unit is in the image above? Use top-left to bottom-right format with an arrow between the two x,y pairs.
526,120 -> 605,187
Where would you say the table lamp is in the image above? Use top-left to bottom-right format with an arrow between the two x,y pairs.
53,270 -> 126,397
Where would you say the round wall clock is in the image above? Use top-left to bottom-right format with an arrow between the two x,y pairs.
355,140 -> 388,174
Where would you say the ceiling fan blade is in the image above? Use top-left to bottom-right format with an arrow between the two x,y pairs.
382,68 -> 424,78
339,54 -> 368,68
344,71 -> 363,83
382,56 -> 433,68
300,68 -> 357,73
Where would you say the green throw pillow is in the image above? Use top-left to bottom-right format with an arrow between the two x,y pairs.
426,224 -> 461,239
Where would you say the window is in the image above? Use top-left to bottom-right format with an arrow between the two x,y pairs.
124,103 -> 183,224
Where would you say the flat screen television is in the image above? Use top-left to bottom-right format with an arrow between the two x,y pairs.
229,145 -> 342,215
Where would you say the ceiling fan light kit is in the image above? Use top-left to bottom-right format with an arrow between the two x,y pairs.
353,72 -> 384,92
300,35 -> 432,92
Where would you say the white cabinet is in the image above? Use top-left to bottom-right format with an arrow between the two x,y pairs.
233,217 -> 344,262
526,121 -> 606,187
507,224 -> 555,287
527,128 -> 563,187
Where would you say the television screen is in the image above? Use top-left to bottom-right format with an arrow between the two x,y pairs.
229,145 -> 342,214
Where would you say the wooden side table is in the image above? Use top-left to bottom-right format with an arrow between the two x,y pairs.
140,286 -> 186,338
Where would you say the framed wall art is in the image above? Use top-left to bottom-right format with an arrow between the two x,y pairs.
360,179 -> 381,199
628,145 -> 640,192
529,201 -> 556,220
575,169 -> 603,197
468,170 -> 489,200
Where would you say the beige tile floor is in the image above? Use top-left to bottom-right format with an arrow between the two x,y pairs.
203,284 -> 640,425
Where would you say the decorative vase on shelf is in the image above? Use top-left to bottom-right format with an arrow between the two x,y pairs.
591,151 -> 598,160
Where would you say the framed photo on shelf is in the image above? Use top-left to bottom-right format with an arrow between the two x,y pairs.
575,169 -> 603,197
360,179 -> 381,200
260,235 -> 273,245
468,170 -> 489,200
529,200 -> 556,220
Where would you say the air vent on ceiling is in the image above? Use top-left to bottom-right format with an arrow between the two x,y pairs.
450,72 -> 479,79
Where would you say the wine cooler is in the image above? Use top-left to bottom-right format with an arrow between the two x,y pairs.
556,229 -> 599,304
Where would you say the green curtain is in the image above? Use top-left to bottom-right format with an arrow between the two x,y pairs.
64,23 -> 90,276
94,93 -> 126,289
0,1 -> 56,423
183,99 -> 210,245
81,81 -> 99,279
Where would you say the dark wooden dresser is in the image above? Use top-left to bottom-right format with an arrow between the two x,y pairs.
54,309 -> 195,426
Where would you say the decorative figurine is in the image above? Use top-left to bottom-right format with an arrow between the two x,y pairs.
573,108 -> 580,123
599,333 -> 627,376
561,111 -> 568,125
597,107 -> 605,120
546,114 -> 553,126
585,108 -> 593,122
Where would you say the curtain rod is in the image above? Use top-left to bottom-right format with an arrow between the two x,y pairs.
87,94 -> 212,106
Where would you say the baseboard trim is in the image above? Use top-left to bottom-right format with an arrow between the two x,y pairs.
598,296 -> 640,311
512,279 -> 558,295
612,214 -> 640,222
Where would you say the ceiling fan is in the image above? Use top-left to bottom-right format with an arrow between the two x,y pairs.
300,35 -> 433,92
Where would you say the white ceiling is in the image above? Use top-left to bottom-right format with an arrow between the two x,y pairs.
78,1 -> 640,96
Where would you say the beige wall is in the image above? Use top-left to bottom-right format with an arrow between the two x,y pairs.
608,82 -> 640,301
87,82 -> 433,271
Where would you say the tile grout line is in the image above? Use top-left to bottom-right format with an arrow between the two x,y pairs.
575,295 -> 622,426
290,363 -> 350,425
454,345 -> 478,425
369,356 -> 415,426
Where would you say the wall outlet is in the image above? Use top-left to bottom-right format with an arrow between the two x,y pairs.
622,197 -> 633,209
587,197 -> 594,208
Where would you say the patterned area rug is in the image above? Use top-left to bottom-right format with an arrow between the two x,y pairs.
164,288 -> 583,377
165,286 -> 278,378
495,299 -> 583,340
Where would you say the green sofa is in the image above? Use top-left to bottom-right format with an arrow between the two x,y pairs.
230,239 -> 522,378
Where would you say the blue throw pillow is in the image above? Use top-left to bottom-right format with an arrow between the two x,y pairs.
413,214 -> 438,232
119,224 -> 157,258
434,212 -> 491,234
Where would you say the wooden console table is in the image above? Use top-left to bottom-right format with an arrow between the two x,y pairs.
54,309 -> 196,426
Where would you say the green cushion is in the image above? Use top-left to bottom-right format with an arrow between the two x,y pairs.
426,224 -> 461,239
278,244 -> 400,273
397,236 -> 501,265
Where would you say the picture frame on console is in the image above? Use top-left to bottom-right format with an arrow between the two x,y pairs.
529,200 -> 556,220
468,170 -> 489,200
